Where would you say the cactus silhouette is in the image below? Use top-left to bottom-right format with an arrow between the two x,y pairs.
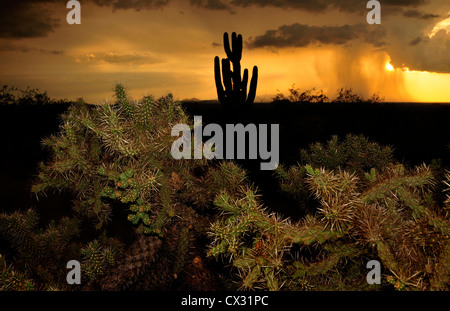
214,32 -> 258,108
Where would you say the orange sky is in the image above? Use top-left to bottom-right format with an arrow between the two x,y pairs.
0,0 -> 449,103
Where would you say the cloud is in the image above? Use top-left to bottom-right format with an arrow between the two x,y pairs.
190,0 -> 229,11
248,18 -> 450,74
331,0 -> 427,13
0,1 -> 60,39
77,51 -> 160,65
409,37 -> 422,46
0,42 -> 64,55
403,9 -> 440,19
0,0 -> 434,40
92,0 -> 169,11
248,23 -> 386,49
191,0 -> 428,13
0,0 -> 171,39
389,29 -> 450,73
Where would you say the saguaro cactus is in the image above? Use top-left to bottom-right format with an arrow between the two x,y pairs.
214,32 -> 258,108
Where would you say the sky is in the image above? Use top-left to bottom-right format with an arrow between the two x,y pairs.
0,0 -> 450,103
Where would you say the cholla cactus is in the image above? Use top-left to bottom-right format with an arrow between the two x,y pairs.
32,83 -> 209,235
81,240 -> 119,281
99,235 -> 162,290
208,187 -> 359,290
0,209 -> 79,289
29,83 -> 259,290
299,134 -> 394,176
209,136 -> 450,291
0,254 -> 35,291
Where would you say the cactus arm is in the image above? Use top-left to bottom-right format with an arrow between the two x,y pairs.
241,68 -> 249,104
224,32 -> 232,59
214,56 -> 226,105
246,66 -> 258,105
222,58 -> 233,96
235,33 -> 243,61
232,60 -> 242,104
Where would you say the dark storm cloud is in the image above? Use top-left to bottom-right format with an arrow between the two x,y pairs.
409,36 -> 422,46
403,9 -> 440,19
92,0 -> 169,11
334,0 -> 427,12
0,0 -> 433,39
0,42 -> 64,54
0,1 -> 60,39
248,23 -> 386,48
390,29 -> 450,73
191,0 -> 428,12
0,0 -> 171,39
190,0 -> 229,11
230,0 -> 327,12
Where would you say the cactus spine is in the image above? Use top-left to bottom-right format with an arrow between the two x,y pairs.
214,32 -> 258,108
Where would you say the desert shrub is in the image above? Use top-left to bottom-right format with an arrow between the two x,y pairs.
0,84 -> 69,105
273,85 -> 328,103
273,85 -> 384,104
0,254 -> 35,291
24,83 -> 248,290
299,134 -> 393,175
209,146 -> 450,290
1,81 -> 446,291
275,134 -> 394,211
32,83 -> 206,234
0,209 -> 80,290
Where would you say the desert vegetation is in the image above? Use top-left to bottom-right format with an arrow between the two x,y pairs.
0,84 -> 69,106
273,84 -> 385,104
0,82 -> 449,291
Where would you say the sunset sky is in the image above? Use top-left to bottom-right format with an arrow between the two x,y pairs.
1,0 -> 450,103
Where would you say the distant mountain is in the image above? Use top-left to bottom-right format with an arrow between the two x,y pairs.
181,98 -> 219,104
181,97 -> 202,102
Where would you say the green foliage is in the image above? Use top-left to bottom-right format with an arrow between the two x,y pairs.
2,79 -> 446,292
179,161 -> 248,209
32,83 -> 209,235
300,134 -> 394,175
444,171 -> 450,213
208,188 -> 357,290
23,83 -> 260,291
0,209 -> 80,290
276,134 -> 394,211
0,209 -> 79,262
210,137 -> 450,291
81,240 -> 119,281
98,235 -> 162,290
0,254 -> 35,291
